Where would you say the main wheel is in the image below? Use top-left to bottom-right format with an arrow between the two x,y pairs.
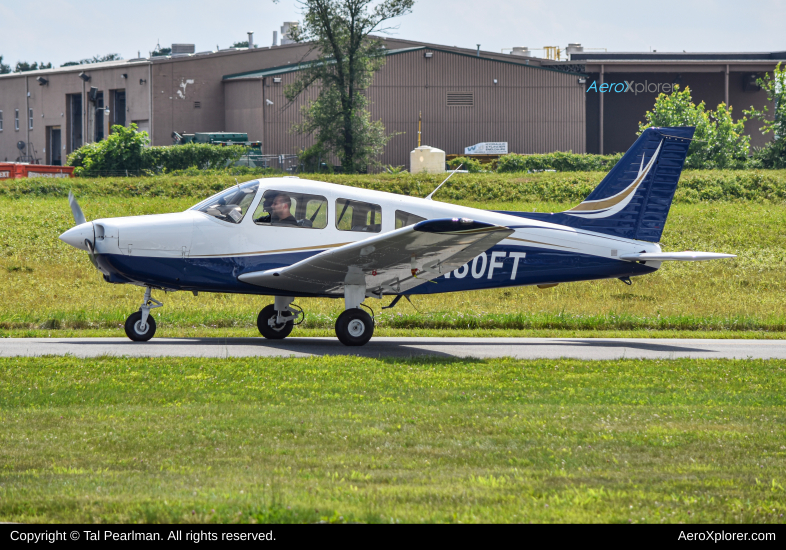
257,304 -> 294,339
124,311 -> 157,342
335,309 -> 374,346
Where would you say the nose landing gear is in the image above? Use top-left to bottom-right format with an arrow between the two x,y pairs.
124,287 -> 163,341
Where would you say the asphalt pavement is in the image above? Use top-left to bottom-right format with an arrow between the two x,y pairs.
1,337 -> 785,360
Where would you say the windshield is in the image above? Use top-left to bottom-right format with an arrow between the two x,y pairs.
192,181 -> 259,224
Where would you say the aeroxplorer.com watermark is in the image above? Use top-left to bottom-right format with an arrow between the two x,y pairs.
678,530 -> 776,542
586,80 -> 675,94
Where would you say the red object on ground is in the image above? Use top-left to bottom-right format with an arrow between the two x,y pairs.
0,163 -> 74,180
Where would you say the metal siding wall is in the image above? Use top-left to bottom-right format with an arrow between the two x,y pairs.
262,75 -> 324,158
224,80 -> 264,142
369,50 -> 585,167
252,49 -> 586,168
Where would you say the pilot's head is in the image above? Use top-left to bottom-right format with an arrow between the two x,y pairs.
271,193 -> 292,219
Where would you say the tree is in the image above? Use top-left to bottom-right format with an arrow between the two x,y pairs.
151,45 -> 171,57
0,55 -> 10,74
744,62 -> 786,168
14,61 -> 53,72
279,0 -> 414,173
61,53 -> 123,67
638,85 -> 749,169
231,41 -> 259,48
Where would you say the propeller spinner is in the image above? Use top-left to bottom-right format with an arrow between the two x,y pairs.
59,192 -> 98,269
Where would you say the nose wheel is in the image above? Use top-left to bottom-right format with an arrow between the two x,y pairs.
125,311 -> 157,341
335,309 -> 374,346
124,287 -> 162,342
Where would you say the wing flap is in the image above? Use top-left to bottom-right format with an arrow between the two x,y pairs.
238,218 -> 513,295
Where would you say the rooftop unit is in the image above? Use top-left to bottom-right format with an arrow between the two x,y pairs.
281,22 -> 298,45
171,44 -> 196,55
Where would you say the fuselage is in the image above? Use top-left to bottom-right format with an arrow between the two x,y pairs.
60,177 -> 662,296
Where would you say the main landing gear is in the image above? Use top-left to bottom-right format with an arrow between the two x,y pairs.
257,286 -> 375,346
124,287 -> 163,342
334,283 -> 374,346
256,296 -> 302,340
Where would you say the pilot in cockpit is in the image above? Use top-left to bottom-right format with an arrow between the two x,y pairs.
270,193 -> 298,226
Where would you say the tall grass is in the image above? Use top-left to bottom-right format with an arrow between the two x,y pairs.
1,195 -> 784,336
2,169 -> 786,203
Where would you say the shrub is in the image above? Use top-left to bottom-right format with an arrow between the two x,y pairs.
447,157 -> 484,173
66,124 -> 149,175
745,62 -> 786,169
67,124 -> 245,176
297,142 -> 334,173
639,85 -> 750,169
146,143 -> 246,172
496,151 -> 624,172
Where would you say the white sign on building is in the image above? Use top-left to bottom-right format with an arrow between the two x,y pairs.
464,142 -> 508,155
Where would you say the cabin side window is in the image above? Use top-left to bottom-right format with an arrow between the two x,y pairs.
336,199 -> 381,233
196,181 -> 259,224
395,210 -> 426,229
253,190 -> 328,228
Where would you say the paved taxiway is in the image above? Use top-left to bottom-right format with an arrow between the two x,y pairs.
2,337 -> 785,360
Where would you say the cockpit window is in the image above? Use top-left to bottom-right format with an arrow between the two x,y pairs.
253,190 -> 328,229
336,199 -> 381,232
194,181 -> 259,224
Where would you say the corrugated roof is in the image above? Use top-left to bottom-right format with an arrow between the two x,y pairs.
223,46 -> 584,81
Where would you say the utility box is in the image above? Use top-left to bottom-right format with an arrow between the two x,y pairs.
410,146 -> 445,174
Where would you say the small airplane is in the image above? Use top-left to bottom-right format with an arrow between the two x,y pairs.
60,126 -> 734,346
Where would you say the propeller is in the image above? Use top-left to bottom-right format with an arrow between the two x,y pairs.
60,192 -> 99,269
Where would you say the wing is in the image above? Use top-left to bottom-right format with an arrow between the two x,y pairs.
238,218 -> 514,296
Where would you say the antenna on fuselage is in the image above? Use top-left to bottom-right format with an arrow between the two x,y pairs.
425,164 -> 463,201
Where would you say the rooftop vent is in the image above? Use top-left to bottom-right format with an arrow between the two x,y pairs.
281,22 -> 298,45
511,47 -> 531,57
566,43 -> 583,60
171,44 -> 196,55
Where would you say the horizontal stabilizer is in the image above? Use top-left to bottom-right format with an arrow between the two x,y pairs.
620,251 -> 736,262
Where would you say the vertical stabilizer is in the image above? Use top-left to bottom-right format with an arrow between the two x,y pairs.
497,127 -> 694,242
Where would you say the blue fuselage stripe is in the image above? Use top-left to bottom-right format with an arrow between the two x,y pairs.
96,246 -> 657,296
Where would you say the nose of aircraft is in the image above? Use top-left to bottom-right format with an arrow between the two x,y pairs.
59,222 -> 94,251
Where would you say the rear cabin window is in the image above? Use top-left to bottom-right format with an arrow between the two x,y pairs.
395,210 -> 426,229
253,190 -> 328,228
196,181 -> 259,224
336,199 -> 381,233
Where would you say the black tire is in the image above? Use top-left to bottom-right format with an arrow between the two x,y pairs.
257,304 -> 294,339
335,309 -> 374,346
124,311 -> 157,342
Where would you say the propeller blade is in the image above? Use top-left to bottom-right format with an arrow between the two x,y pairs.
68,191 -> 86,226
84,239 -> 99,269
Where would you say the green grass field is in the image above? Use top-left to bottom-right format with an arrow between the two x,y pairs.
1,194 -> 785,338
1,356 -> 785,523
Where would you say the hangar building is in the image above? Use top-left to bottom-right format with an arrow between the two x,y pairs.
0,36 -> 781,168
